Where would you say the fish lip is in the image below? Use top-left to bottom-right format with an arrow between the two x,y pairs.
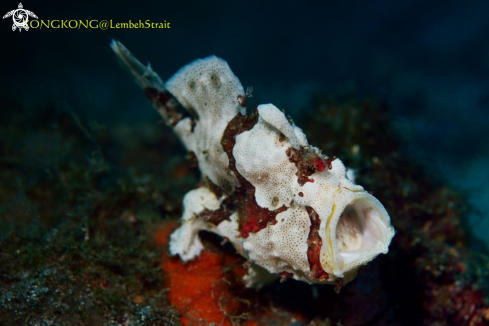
321,191 -> 394,279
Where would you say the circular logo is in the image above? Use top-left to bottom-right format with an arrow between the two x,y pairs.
13,9 -> 28,29
3,3 -> 38,32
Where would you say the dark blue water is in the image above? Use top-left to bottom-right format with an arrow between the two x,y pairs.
1,0 -> 488,245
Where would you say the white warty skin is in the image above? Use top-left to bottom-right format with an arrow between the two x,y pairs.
165,58 -> 395,286
110,41 -> 395,287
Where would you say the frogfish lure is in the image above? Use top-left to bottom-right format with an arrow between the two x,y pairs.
111,40 -> 395,287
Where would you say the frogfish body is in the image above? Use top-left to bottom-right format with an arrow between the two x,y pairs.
111,40 -> 395,287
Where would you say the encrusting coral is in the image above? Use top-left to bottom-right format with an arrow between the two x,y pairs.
111,40 -> 395,287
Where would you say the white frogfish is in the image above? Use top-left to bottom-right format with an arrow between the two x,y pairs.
111,40 -> 395,287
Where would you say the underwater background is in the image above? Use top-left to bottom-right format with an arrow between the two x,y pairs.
2,0 -> 488,245
1,0 -> 488,325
